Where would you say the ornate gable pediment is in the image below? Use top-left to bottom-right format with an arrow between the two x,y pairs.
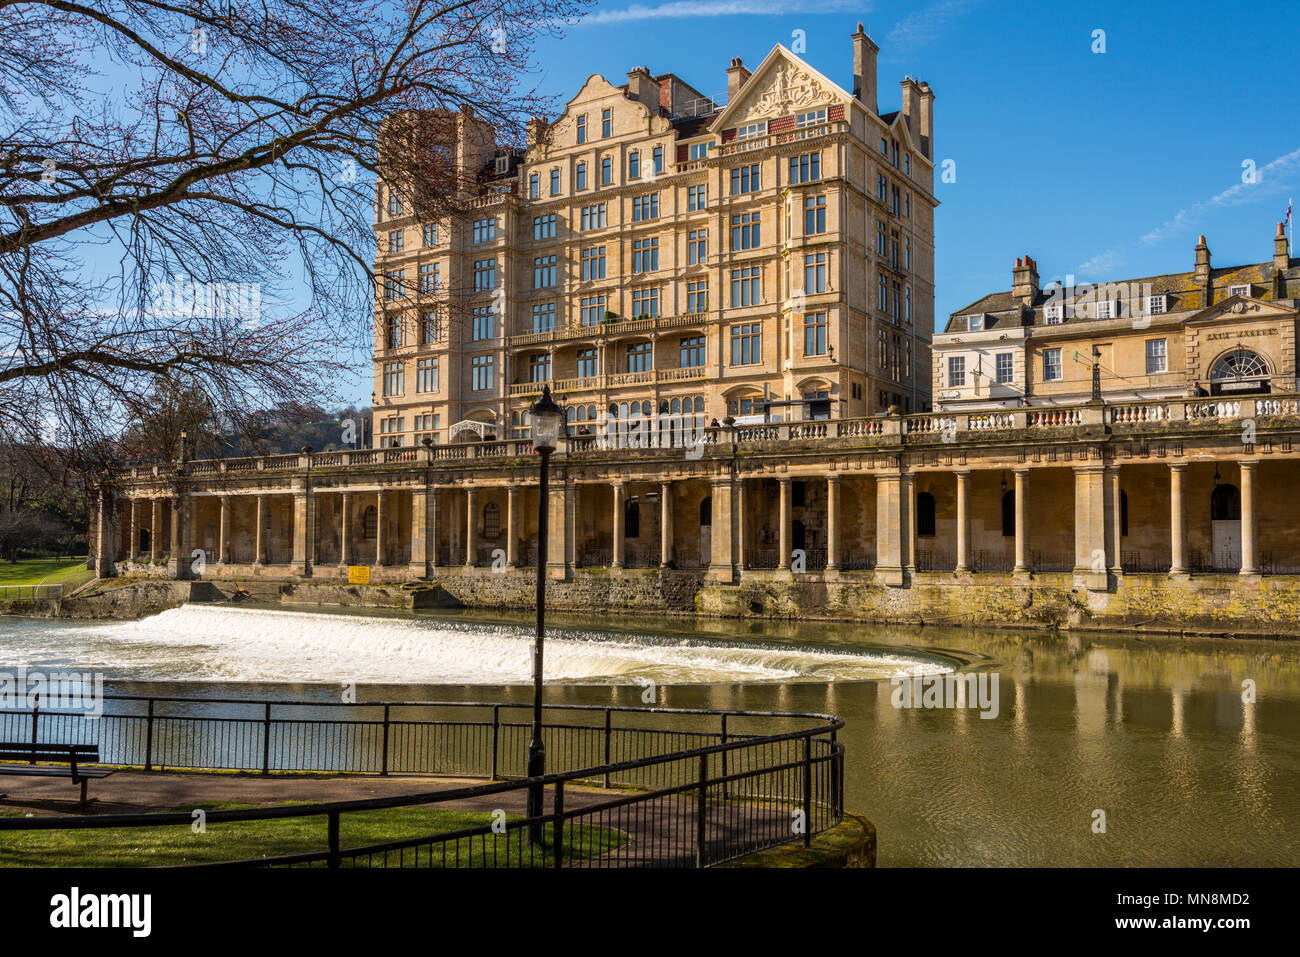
713,45 -> 851,129
1185,295 -> 1296,326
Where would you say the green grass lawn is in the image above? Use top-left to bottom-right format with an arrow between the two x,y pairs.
0,802 -> 626,867
0,557 -> 93,592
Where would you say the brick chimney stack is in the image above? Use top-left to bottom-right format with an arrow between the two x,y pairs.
526,116 -> 548,149
900,77 -> 922,141
1194,234 -> 1212,289
1275,221 -> 1291,271
726,57 -> 750,102
1012,255 -> 1040,306
852,23 -> 878,115
626,66 -> 659,108
917,82 -> 934,160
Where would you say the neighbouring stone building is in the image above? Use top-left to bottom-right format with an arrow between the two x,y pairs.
372,25 -> 935,450
933,225 -> 1300,411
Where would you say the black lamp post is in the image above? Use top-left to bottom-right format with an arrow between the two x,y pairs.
526,385 -> 564,842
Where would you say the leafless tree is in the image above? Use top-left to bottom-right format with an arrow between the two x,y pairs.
1,0 -> 587,470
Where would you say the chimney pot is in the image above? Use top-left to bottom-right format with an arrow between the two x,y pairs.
852,26 -> 879,114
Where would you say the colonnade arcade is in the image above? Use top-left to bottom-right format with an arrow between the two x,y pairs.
97,456 -> 1284,589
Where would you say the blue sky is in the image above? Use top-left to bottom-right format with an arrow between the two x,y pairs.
529,0 -> 1299,308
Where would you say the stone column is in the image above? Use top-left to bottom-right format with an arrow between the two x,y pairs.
376,491 -> 388,565
429,489 -> 441,568
339,492 -> 353,568
128,499 -> 140,562
1240,460 -> 1258,576
465,487 -> 478,567
1106,466 -> 1123,579
409,488 -> 429,577
291,484 -> 311,576
874,471 -> 905,586
777,478 -> 791,570
736,479 -> 747,571
825,476 -> 840,571
1013,468 -> 1029,577
1169,464 -> 1187,576
255,495 -> 268,565
708,478 -> 735,582
659,481 -> 672,567
546,480 -> 568,579
151,498 -> 163,561
507,486 -> 519,567
611,483 -> 625,569
173,493 -> 192,579
904,473 -> 917,577
218,496 -> 231,565
94,488 -> 115,578
954,471 -> 971,573
1073,465 -> 1108,591
567,484 -> 579,568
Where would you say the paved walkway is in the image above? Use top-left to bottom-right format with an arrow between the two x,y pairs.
0,770 -> 792,867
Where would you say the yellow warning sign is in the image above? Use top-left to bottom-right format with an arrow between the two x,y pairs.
347,565 -> 370,585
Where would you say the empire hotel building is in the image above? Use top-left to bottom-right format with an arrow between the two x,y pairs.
372,26 -> 936,448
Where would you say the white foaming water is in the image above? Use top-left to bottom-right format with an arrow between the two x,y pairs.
0,604 -> 952,685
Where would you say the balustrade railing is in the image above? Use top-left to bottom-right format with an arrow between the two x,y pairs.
112,393 -> 1300,481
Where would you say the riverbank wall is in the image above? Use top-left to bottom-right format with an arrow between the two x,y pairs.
14,568 -> 1300,637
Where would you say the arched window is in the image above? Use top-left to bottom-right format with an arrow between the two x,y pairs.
917,492 -> 936,537
1001,490 -> 1015,537
624,501 -> 640,538
699,497 -> 712,527
1211,484 -> 1241,521
1210,349 -> 1269,383
1120,489 -> 1128,536
362,505 -> 378,540
694,396 -> 705,413
483,502 -> 500,538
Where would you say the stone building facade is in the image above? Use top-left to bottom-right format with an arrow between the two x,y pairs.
372,26 -> 935,450
934,225 -> 1299,411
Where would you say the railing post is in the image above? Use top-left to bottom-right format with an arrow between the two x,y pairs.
696,752 -> 708,868
802,736 -> 813,847
490,705 -> 500,781
380,704 -> 390,776
261,702 -> 272,775
29,693 -> 40,763
553,780 -> 565,870
829,728 -> 841,818
144,698 -> 155,772
602,708 -> 612,788
719,714 -> 728,789
327,811 -> 340,869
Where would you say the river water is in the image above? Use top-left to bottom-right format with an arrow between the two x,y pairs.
2,604 -> 1297,867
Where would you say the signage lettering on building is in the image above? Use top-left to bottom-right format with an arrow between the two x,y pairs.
1205,328 -> 1278,341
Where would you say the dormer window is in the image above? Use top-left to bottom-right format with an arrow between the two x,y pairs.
966,314 -> 984,332
1094,300 -> 1116,319
795,108 -> 827,128
1228,284 -> 1250,298
1146,294 -> 1167,315
1044,304 -> 1064,323
736,121 -> 766,141
494,155 -> 509,175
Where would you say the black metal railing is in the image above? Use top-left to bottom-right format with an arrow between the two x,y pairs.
0,695 -> 844,869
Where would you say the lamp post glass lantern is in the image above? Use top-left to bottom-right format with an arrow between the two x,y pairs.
526,386 -> 563,841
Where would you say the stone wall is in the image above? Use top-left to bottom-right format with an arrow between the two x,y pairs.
24,568 -> 1300,636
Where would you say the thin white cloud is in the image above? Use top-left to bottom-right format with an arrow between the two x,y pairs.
1076,249 -> 1124,278
581,0 -> 860,24
884,0 -> 977,53
1141,146 -> 1300,245
1070,145 -> 1300,278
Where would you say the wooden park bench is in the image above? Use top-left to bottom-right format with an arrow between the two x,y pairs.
0,742 -> 115,803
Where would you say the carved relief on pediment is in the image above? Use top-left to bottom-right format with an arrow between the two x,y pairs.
743,61 -> 836,119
